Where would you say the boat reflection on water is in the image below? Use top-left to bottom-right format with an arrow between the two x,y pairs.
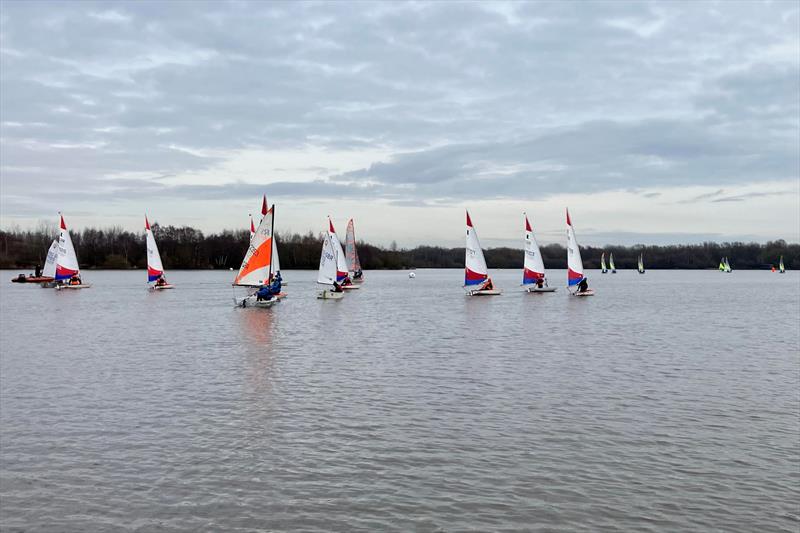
238,307 -> 278,396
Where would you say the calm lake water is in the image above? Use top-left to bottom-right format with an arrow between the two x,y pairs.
1,269 -> 798,532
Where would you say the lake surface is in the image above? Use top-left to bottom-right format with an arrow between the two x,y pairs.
1,269 -> 798,532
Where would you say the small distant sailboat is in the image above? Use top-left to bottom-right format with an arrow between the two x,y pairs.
464,210 -> 501,295
249,214 -> 256,240
637,253 -> 645,274
329,218 -> 358,289
317,231 -> 344,300
146,216 -> 173,290
233,205 -> 278,308
345,218 -> 364,284
779,256 -> 786,273
54,214 -> 91,289
601,252 -> 608,274
719,258 -> 726,271
522,213 -> 555,293
567,208 -> 593,296
609,252 -> 617,273
723,257 -> 732,273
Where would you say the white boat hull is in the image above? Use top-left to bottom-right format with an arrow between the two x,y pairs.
468,288 -> 502,296
56,283 -> 92,290
572,289 -> 595,297
150,284 -> 175,290
342,284 -> 360,290
317,290 -> 344,300
525,287 -> 557,293
235,295 -> 278,308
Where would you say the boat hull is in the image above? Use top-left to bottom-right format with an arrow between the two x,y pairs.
525,287 -> 557,293
468,289 -> 502,296
317,290 -> 344,300
56,284 -> 92,290
342,285 -> 360,290
150,284 -> 175,290
572,289 -> 595,297
236,295 -> 278,308
11,276 -> 55,283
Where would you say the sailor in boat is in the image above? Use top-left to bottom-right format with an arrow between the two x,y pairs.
34,264 -> 41,278
535,278 -> 547,289
69,274 -> 82,286
331,281 -> 344,293
576,277 -> 589,294
479,277 -> 495,291
353,269 -> 363,281
13,273 -> 27,282
255,284 -> 273,302
155,275 -> 168,288
341,276 -> 353,288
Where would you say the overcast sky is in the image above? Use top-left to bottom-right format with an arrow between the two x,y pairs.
1,0 -> 798,247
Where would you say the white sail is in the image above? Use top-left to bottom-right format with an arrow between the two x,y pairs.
522,213 -> 545,285
272,235 -> 281,276
145,216 -> 165,282
601,252 -> 607,273
55,214 -> 80,280
465,210 -> 489,286
234,206 -> 274,286
328,218 -> 349,283
638,254 -> 645,273
317,232 -> 337,285
566,208 -> 585,288
609,252 -> 616,271
42,240 -> 58,278
779,256 -> 785,273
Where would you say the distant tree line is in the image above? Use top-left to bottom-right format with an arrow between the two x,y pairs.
0,223 -> 796,271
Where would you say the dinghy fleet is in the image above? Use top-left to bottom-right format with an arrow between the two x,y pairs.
11,201 -> 790,303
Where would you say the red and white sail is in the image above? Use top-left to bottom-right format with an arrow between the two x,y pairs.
42,239 -> 58,279
55,214 -> 80,280
145,216 -> 166,282
465,210 -> 489,286
328,218 -> 349,283
234,206 -> 274,286
249,214 -> 256,240
566,208 -> 585,288
522,213 -> 545,285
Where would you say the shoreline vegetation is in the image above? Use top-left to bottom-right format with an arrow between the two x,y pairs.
1,224 -> 796,271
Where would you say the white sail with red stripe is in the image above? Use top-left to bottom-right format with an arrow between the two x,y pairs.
55,214 -> 80,280
345,218 -> 362,279
42,240 -> 58,279
522,213 -> 545,285
145,215 -> 166,283
464,210 -> 489,286
249,214 -> 256,240
566,208 -> 585,289
328,218 -> 349,283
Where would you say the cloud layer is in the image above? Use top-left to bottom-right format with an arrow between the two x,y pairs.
1,1 -> 798,242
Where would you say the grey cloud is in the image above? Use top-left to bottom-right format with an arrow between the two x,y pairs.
1,1 -> 798,219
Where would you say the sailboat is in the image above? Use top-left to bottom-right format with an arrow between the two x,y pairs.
54,214 -> 91,289
637,253 -> 645,274
719,258 -> 726,271
317,231 -> 345,300
329,218 -> 358,289
464,210 -> 501,295
779,256 -> 786,273
11,239 -> 58,283
249,214 -> 255,240
567,208 -> 593,296
146,216 -> 173,290
232,205 -> 278,308
609,252 -> 617,273
724,257 -> 732,273
345,218 -> 364,284
601,252 -> 608,274
522,213 -> 555,293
